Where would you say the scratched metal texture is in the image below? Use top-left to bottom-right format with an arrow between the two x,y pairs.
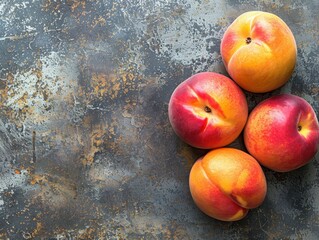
0,0 -> 318,239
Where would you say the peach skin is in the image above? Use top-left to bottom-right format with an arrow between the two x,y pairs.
244,94 -> 319,172
168,72 -> 248,149
220,11 -> 297,93
189,148 -> 267,221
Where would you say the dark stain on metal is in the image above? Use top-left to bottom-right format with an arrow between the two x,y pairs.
32,130 -> 36,163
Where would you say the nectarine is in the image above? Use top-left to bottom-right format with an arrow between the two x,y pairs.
168,72 -> 248,149
244,94 -> 319,172
220,11 -> 297,93
189,148 -> 267,221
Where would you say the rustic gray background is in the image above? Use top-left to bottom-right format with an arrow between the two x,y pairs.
0,0 -> 318,239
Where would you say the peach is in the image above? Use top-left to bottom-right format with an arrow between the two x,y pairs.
168,72 -> 248,149
220,11 -> 297,93
244,94 -> 319,172
189,148 -> 267,221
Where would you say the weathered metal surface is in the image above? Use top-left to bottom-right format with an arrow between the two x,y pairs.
0,0 -> 318,239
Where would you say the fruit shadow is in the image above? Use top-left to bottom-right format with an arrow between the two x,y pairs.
220,158 -> 318,238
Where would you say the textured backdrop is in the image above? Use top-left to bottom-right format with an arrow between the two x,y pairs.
0,0 -> 318,239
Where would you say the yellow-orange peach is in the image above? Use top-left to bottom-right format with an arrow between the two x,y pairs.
220,11 -> 297,93
168,72 -> 248,149
244,94 -> 319,172
189,148 -> 267,221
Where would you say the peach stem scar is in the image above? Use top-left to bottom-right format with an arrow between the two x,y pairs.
204,106 -> 212,113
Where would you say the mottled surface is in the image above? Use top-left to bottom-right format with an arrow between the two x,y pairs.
0,0 -> 318,239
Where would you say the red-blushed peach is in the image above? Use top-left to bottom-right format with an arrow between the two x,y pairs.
189,148 -> 267,221
244,94 -> 319,172
220,11 -> 297,93
168,72 -> 248,149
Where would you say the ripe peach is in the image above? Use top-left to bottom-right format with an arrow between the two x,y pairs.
220,11 -> 297,93
189,148 -> 267,221
168,72 -> 248,149
244,94 -> 319,172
